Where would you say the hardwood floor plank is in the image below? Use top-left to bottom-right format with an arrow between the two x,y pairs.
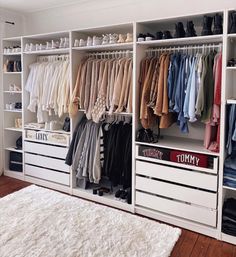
171,230 -> 188,257
171,230 -> 198,257
190,235 -> 212,257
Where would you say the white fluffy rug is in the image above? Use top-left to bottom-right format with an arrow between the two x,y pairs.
0,185 -> 181,257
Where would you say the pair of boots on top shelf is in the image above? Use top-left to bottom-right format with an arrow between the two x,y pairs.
137,13 -> 223,42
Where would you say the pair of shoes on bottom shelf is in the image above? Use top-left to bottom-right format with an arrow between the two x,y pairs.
93,187 -> 110,196
115,188 -> 131,204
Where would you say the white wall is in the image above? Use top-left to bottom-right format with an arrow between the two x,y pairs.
24,0 -> 235,34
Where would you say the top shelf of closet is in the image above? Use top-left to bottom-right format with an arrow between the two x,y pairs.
137,34 -> 223,47
136,136 -> 220,156
23,48 -> 70,55
72,42 -> 133,51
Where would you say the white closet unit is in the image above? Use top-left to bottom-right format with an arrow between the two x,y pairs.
3,8 -> 236,243
70,23 -> 134,212
22,31 -> 71,193
2,37 -> 23,180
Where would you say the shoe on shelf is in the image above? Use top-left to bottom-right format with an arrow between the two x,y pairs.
201,16 -> 213,36
186,21 -> 197,37
46,42 -> 52,50
115,189 -> 124,198
145,33 -> 155,41
163,30 -> 172,39
125,33 -> 133,43
213,13 -> 223,35
175,22 -> 186,38
156,31 -> 163,40
64,37 -> 70,48
74,39 -> 79,47
79,39 -> 86,47
24,43 -> 30,52
137,33 -> 146,42
92,36 -> 102,46
109,33 -> 119,44
227,58 -> 236,67
229,11 -> 236,34
86,36 -> 93,46
118,34 -> 126,43
102,34 -> 109,45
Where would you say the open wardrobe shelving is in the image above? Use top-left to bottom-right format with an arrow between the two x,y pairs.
3,8 -> 236,244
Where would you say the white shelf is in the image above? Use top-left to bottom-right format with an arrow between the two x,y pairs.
137,35 -> 223,47
4,170 -> 24,180
4,109 -> 22,113
5,147 -> 23,153
4,91 -> 22,94
72,42 -> 133,51
4,127 -> 23,132
3,53 -> 21,56
226,99 -> 236,104
3,72 -> 22,74
23,48 -> 70,55
222,233 -> 236,245
136,136 -> 220,156
228,33 -> 236,38
72,188 -> 134,213
226,67 -> 236,70
223,185 -> 236,191
3,36 -> 21,41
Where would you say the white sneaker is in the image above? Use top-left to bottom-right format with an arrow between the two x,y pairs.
59,38 -> 64,48
64,37 -> 69,48
102,34 -> 109,45
46,42 -> 52,50
92,36 -> 102,46
109,33 -> 118,44
29,43 -> 36,51
79,39 -> 86,47
86,36 -> 93,46
74,39 -> 79,47
24,43 -> 30,52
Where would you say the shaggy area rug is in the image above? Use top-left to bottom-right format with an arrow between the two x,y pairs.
0,185 -> 181,257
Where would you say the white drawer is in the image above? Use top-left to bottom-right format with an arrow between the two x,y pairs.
25,164 -> 70,186
25,153 -> 69,173
136,160 -> 217,192
24,141 -> 68,159
136,191 -> 217,227
136,176 -> 217,209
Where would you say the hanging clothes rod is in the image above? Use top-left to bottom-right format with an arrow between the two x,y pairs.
37,54 -> 69,62
87,50 -> 133,58
145,43 -> 222,53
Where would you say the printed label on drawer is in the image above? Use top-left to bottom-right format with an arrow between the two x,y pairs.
170,150 -> 208,168
25,130 -> 69,145
138,146 -> 170,160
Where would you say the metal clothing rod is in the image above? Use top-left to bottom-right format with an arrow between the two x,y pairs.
37,54 -> 69,62
145,43 -> 222,53
87,50 -> 133,59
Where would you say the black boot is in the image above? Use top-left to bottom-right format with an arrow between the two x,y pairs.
156,31 -> 163,40
213,13 -> 223,34
174,22 -> 186,38
229,11 -> 236,34
186,21 -> 197,37
163,31 -> 172,39
201,16 -> 213,36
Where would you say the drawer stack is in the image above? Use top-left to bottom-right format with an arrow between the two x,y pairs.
24,130 -> 70,186
135,145 -> 219,227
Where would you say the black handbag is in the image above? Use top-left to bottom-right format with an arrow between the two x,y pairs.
16,136 -> 22,149
63,117 -> 70,132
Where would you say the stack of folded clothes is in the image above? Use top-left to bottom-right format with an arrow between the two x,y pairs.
222,198 -> 236,236
223,157 -> 236,188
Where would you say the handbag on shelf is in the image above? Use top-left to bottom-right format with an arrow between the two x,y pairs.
63,117 -> 70,132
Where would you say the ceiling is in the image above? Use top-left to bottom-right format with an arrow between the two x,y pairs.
0,0 -> 93,13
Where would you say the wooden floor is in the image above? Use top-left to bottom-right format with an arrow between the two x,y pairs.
1,175 -> 236,257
